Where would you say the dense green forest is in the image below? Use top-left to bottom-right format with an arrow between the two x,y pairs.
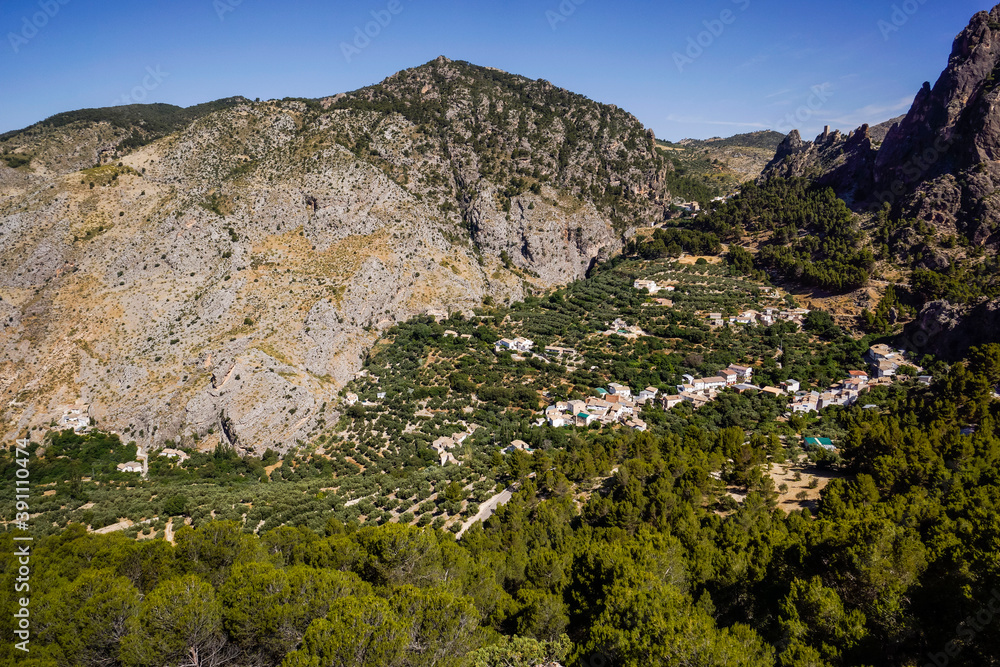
692,178 -> 875,292
3,354 -> 1000,666
3,255 -> 999,667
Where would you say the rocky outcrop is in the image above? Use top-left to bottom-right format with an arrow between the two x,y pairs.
0,59 -> 665,454
468,186 -> 620,284
760,125 -> 876,205
761,5 -> 1000,246
902,298 -> 1000,361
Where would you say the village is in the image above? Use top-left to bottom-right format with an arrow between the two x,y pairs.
534,343 -> 924,437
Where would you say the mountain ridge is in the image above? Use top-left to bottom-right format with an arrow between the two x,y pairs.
0,57 -> 669,454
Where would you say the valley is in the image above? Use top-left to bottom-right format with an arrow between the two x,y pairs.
3,4 -> 1000,666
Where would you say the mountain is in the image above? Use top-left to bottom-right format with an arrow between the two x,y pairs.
761,5 -> 1000,246
656,131 -> 786,205
0,57 -> 668,454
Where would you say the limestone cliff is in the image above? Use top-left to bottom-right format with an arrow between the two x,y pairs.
0,59 -> 667,454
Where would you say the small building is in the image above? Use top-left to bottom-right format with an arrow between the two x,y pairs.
661,394 -> 684,409
633,279 -> 660,294
637,387 -> 659,402
512,337 -> 534,352
728,365 -> 754,381
868,344 -> 897,361
681,392 -> 711,409
874,359 -> 898,378
781,379 -> 801,394
703,376 -> 727,392
804,437 -> 836,451
608,383 -> 631,397
377,392 -> 386,400
625,418 -> 648,432
443,329 -> 459,338
158,448 -> 190,463
547,415 -> 566,428
344,393 -> 359,406
847,370 -> 869,382
117,461 -> 143,473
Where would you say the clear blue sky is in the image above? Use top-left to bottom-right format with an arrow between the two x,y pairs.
0,0 -> 992,141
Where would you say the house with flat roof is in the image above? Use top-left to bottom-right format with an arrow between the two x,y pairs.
804,436 -> 836,451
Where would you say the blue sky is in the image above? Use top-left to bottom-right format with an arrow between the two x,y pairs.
0,0 -> 992,141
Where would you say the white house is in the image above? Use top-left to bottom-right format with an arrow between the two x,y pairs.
703,376 -> 727,392
662,394 -> 684,409
608,383 -> 631,397
868,344 -> 897,361
781,379 -> 800,394
512,337 -> 534,352
117,461 -> 143,473
345,392 -> 359,406
633,279 -> 659,294
728,365 -> 754,382
847,370 -> 869,382
874,360 -> 898,378
637,387 -> 659,402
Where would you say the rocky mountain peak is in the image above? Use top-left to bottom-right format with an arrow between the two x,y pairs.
760,3 -> 1000,246
0,58 -> 669,454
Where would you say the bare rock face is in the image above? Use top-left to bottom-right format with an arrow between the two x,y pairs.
0,58 -> 666,454
760,5 -> 1000,248
468,186 -> 620,284
760,125 -> 876,205
903,298 -> 1000,361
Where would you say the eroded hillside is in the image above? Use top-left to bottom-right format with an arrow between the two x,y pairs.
0,58 -> 669,454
